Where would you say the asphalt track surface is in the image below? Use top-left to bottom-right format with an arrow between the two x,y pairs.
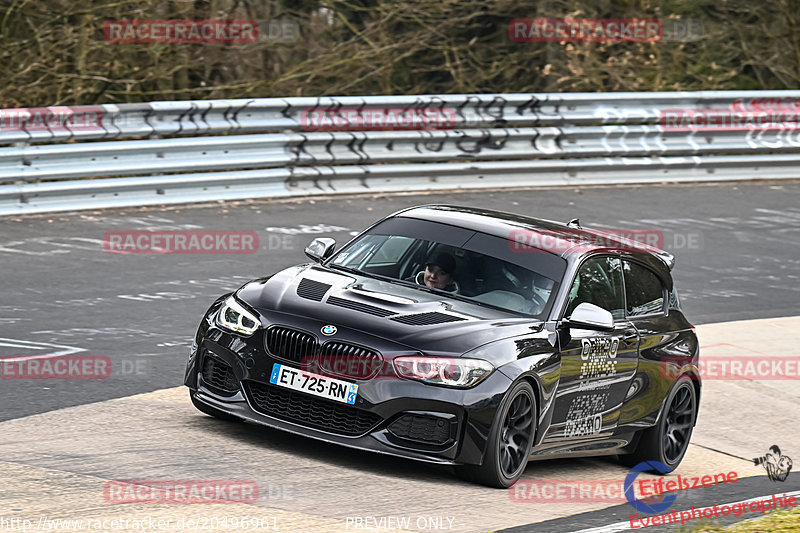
1,180 -> 799,532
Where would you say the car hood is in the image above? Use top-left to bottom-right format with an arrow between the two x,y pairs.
235,264 -> 542,355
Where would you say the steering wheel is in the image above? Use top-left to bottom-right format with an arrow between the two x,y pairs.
529,291 -> 547,314
501,266 -> 523,289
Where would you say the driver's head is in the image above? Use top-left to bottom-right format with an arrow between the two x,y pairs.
424,252 -> 455,290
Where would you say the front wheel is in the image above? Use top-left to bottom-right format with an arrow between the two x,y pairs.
619,375 -> 697,472
457,380 -> 537,488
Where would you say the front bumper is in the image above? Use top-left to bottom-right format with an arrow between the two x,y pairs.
184,326 -> 512,466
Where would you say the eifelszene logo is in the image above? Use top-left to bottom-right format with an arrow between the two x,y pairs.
624,461 -> 740,514
625,461 -> 677,514
754,445 -> 793,482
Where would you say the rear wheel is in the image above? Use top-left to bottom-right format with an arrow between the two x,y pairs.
619,375 -> 696,472
189,389 -> 243,422
457,380 -> 536,488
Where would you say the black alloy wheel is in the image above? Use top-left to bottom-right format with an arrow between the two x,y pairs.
457,380 -> 537,488
619,375 -> 697,471
663,384 -> 695,464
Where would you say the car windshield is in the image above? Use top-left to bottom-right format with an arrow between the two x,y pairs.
326,216 -> 567,317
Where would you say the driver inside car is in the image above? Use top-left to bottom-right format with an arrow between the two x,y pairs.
410,252 -> 460,293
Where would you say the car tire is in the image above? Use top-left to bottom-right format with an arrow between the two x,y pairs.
457,380 -> 537,488
619,375 -> 697,472
189,389 -> 243,422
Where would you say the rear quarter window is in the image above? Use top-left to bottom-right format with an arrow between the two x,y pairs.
623,260 -> 665,316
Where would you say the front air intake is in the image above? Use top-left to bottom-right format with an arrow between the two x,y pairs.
200,352 -> 239,395
245,381 -> 383,436
388,413 -> 455,445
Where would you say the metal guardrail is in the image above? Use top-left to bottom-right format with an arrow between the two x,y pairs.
2,90 -> 800,214
4,91 -> 800,145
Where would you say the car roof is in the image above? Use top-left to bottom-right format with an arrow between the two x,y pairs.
393,204 -> 675,288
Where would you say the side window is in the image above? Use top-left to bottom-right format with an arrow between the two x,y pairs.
623,260 -> 665,316
565,256 -> 625,320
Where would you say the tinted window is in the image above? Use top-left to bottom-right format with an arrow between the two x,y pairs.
328,218 -> 567,317
367,236 -> 415,265
623,260 -> 665,316
566,256 -> 625,320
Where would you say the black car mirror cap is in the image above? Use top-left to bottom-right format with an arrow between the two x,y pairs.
562,302 -> 615,332
305,237 -> 336,262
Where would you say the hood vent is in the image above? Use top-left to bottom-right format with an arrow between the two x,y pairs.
296,278 -> 332,301
390,312 -> 467,326
327,296 -> 397,317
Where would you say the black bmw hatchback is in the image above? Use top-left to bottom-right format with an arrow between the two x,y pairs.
185,205 -> 700,487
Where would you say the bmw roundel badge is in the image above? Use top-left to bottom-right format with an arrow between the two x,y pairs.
321,324 -> 337,336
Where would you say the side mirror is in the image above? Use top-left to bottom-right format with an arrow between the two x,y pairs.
564,302 -> 614,331
305,237 -> 336,263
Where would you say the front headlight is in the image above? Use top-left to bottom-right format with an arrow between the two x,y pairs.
215,296 -> 260,336
393,356 -> 494,388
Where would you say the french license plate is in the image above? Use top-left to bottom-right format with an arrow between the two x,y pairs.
269,363 -> 358,405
